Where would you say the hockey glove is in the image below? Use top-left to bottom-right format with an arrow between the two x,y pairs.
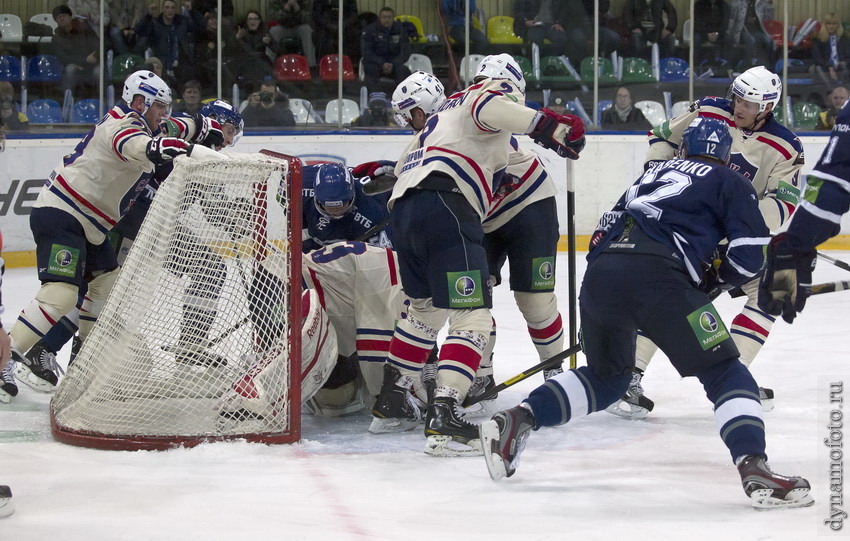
146,137 -> 194,165
757,233 -> 816,324
193,114 -> 224,149
528,108 -> 586,160
699,245 -> 733,300
352,160 -> 397,195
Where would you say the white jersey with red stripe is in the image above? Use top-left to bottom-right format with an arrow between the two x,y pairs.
389,78 -> 538,219
483,138 -> 556,232
34,105 -> 197,245
646,96 -> 804,231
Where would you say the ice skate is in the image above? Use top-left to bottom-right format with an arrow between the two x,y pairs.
479,404 -> 536,480
543,363 -> 563,380
14,342 -> 62,392
369,364 -> 423,434
463,373 -> 496,408
0,485 -> 13,518
604,369 -> 654,420
68,335 -> 83,367
424,387 -> 482,456
736,454 -> 813,509
0,358 -> 18,403
759,387 -> 774,412
421,360 -> 437,405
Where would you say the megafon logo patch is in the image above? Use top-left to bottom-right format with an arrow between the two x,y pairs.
538,260 -> 553,280
699,311 -> 719,333
54,249 -> 73,268
455,275 -> 477,297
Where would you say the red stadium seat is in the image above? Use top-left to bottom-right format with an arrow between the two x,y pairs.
319,54 -> 356,82
275,54 -> 311,82
763,20 -> 784,48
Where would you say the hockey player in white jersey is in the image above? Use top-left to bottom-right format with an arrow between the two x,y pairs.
608,66 -> 805,418
361,54 -> 585,455
8,70 -> 223,393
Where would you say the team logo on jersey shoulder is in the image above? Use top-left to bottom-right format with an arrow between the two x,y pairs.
48,243 -> 80,278
447,270 -> 485,308
531,257 -> 555,290
686,304 -> 729,350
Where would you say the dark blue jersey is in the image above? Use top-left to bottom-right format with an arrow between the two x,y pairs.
590,158 -> 770,286
301,165 -> 393,253
787,99 -> 850,250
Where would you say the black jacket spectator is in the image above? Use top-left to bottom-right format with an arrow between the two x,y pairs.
601,106 -> 652,131
693,0 -> 731,64
52,5 -> 101,94
135,0 -> 202,85
313,0 -> 359,57
512,0 -> 569,56
361,9 -> 411,91
242,88 -> 296,128
623,0 -> 678,58
230,11 -> 278,84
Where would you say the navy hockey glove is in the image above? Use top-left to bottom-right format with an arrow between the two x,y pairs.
352,161 -> 397,195
758,233 -> 816,324
528,108 -> 586,160
146,137 -> 193,165
193,114 -> 224,149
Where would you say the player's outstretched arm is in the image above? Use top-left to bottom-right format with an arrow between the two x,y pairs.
527,108 -> 586,159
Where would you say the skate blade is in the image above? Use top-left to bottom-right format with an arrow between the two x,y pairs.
14,365 -> 57,393
604,399 -> 650,420
479,421 -> 508,480
424,435 -> 483,457
760,399 -> 775,412
750,488 -> 814,510
0,388 -> 16,403
0,497 -> 15,519
368,415 -> 419,434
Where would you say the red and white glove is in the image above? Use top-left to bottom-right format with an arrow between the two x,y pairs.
352,160 -> 397,180
528,108 -> 586,160
193,114 -> 224,149
146,137 -> 193,165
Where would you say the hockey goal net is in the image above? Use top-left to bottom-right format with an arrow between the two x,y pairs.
50,150 -> 303,450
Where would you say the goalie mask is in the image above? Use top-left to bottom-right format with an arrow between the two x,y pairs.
680,117 -> 733,165
200,99 -> 244,147
391,71 -> 446,127
122,70 -> 172,115
474,53 -> 526,95
729,66 -> 782,113
313,163 -> 355,219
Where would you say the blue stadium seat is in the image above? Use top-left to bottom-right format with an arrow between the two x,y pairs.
27,55 -> 62,83
597,99 -> 613,122
659,57 -> 689,82
27,99 -> 63,123
0,55 -> 21,81
71,99 -> 101,123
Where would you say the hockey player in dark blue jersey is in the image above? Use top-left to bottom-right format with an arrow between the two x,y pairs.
479,117 -> 813,510
301,163 -> 393,252
760,97 -> 850,322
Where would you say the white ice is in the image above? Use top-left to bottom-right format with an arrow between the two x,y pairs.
2,252 -> 848,540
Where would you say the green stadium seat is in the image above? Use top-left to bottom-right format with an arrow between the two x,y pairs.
622,57 -> 655,83
580,57 -> 618,83
792,101 -> 821,129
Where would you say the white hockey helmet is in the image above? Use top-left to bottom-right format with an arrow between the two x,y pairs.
730,66 -> 782,113
474,53 -> 525,94
391,71 -> 446,127
122,70 -> 173,114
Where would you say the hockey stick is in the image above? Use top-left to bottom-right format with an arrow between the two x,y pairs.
811,280 -> 850,295
355,216 -> 391,242
817,252 -> 850,273
465,343 -> 583,406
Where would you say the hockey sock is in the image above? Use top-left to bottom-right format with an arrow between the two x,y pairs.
525,366 -> 631,427
634,331 -> 656,373
436,308 -> 492,397
695,358 -> 766,463
476,316 -> 497,378
730,305 -> 775,367
386,311 -> 442,378
40,309 -> 81,354
515,292 -> 564,360
79,268 -> 119,339
10,281 -> 78,353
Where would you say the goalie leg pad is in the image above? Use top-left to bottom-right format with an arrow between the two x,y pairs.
10,281 -> 79,354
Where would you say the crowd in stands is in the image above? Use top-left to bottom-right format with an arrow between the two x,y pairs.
0,1 -> 848,133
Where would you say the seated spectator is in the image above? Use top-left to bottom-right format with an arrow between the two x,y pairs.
558,1 -> 622,60
352,92 -> 395,127
107,0 -> 147,55
269,0 -> 317,72
143,56 -> 178,91
816,84 -> 849,131
361,7 -> 412,92
231,10 -> 277,85
0,82 -> 28,132
195,9 -> 238,91
241,81 -> 296,128
513,0 -> 568,57
811,13 -> 850,86
69,0 -> 109,35
622,0 -> 678,60
601,86 -> 652,131
727,0 -> 775,71
442,0 -> 487,55
547,92 -> 571,115
52,4 -> 101,95
172,80 -> 204,115
693,0 -> 731,66
313,0 -> 359,58
135,0 -> 202,86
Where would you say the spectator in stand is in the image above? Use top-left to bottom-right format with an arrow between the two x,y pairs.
513,0 -> 568,57
231,11 -> 277,85
0,82 -> 28,132
727,0 -> 775,71
172,80 -> 204,115
811,13 -> 850,86
442,0 -> 487,55
269,1 -> 317,73
52,4 -> 101,96
601,86 -> 652,131
135,0 -> 202,86
194,9 -> 237,92
69,0 -> 109,35
693,0 -> 731,67
581,0 -> 623,57
816,84 -> 850,131
352,91 -> 395,127
193,0 -> 233,18
361,7 -> 412,92
559,1 -> 622,61
622,0 -> 678,60
241,81 -> 296,128
107,0 -> 147,55
143,56 -> 178,91
548,92 -> 571,115
313,0 -> 359,58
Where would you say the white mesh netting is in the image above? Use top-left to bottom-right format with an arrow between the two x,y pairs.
50,151 -> 302,449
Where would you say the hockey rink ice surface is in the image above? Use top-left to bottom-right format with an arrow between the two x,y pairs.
1,252 -> 848,540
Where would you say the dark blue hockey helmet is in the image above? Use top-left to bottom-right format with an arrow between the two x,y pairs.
199,99 -> 243,147
680,116 -> 733,164
314,163 -> 355,219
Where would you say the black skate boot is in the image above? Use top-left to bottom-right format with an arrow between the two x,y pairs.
68,335 -> 83,367
736,454 -> 813,509
479,403 -> 536,480
424,386 -> 482,456
14,342 -> 61,392
463,373 -> 496,408
369,364 -> 423,434
421,351 -> 438,405
759,387 -> 775,412
604,368 -> 654,420
543,362 -> 563,380
0,358 -> 18,403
